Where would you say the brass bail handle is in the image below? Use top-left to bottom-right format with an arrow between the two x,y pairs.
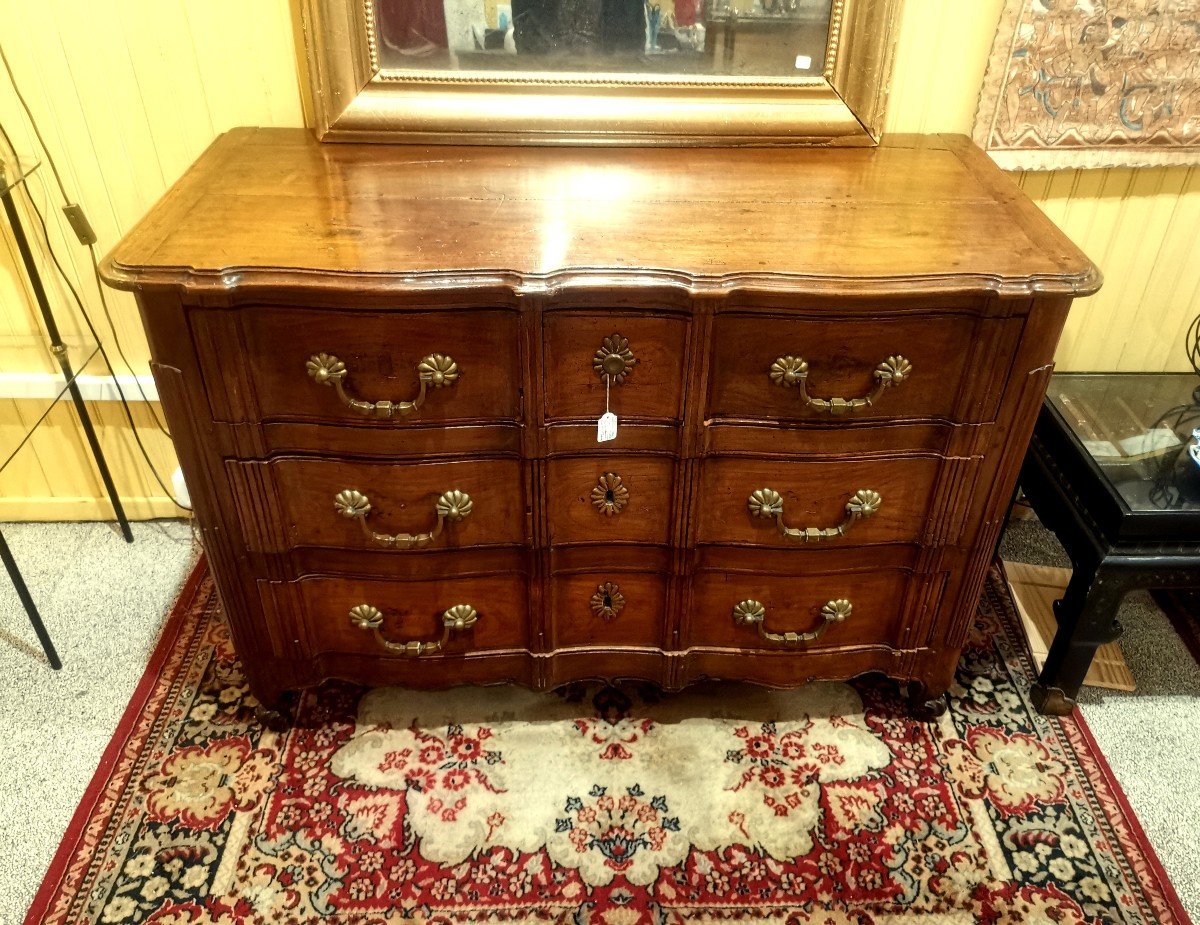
732,598 -> 852,647
333,489 -> 473,549
306,352 -> 459,419
769,355 -> 912,414
747,488 -> 882,542
349,603 -> 479,657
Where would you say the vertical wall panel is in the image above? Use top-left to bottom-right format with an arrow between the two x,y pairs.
1,0 -> 1198,520
886,1 -> 1200,373
0,0 -> 304,520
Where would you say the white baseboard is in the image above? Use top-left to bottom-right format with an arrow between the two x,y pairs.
0,372 -> 159,402
0,496 -> 185,521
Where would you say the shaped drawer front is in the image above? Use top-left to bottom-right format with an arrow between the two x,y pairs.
194,306 -> 522,426
545,455 -> 677,546
695,455 -> 943,549
543,311 -> 689,423
707,311 -> 996,425
686,566 -> 912,652
228,456 -> 527,553
289,574 -> 530,658
548,571 -> 668,649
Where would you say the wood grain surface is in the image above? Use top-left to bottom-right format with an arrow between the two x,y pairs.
100,130 -> 1100,715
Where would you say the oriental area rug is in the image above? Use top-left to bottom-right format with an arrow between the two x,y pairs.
26,563 -> 1191,925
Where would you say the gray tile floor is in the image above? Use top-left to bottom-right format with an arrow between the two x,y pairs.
1,518 -> 1197,923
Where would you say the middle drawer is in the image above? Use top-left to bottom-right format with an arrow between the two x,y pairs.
545,455 -> 677,546
228,456 -> 528,553
695,455 -> 942,548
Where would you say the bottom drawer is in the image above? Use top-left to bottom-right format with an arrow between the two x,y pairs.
278,574 -> 530,659
686,567 -> 911,652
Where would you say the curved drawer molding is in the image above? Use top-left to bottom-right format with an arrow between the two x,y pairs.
349,603 -> 478,656
732,598 -> 852,647
334,488 -> 472,549
747,488 -> 882,542
307,351 -> 459,419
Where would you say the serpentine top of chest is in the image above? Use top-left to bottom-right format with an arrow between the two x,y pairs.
101,127 -> 1099,721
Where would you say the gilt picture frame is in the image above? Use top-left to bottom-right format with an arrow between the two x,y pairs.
298,0 -> 902,144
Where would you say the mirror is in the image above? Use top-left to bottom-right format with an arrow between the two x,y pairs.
300,0 -> 900,144
373,0 -> 836,78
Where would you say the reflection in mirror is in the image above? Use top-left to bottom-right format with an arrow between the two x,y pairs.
373,0 -> 835,77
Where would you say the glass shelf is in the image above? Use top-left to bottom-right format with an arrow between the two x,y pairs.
0,334 -> 104,476
0,156 -> 42,196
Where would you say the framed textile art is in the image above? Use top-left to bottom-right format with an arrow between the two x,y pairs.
973,0 -> 1200,170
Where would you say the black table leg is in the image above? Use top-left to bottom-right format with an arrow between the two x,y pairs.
1031,561 -> 1127,715
0,527 -> 62,669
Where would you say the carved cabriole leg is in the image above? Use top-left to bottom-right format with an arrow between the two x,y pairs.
905,681 -> 949,721
251,680 -> 293,731
1031,562 -> 1128,716
254,704 -> 291,732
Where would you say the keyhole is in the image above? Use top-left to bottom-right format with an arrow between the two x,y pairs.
603,594 -> 613,609
605,488 -> 615,503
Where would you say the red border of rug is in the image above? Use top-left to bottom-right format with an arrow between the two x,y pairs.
23,556 -> 209,925
1069,711 -> 1193,923
23,559 -> 1196,924
996,575 -> 1194,924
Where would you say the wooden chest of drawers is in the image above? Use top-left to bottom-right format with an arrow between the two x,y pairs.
102,128 -> 1099,722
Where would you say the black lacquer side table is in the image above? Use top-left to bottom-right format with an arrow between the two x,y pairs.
1018,372 -> 1200,715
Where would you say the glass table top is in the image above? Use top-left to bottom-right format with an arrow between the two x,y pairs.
1047,372 -> 1200,514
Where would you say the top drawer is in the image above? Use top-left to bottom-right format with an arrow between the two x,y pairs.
543,311 -> 690,424
707,311 -> 1005,425
192,307 -> 522,426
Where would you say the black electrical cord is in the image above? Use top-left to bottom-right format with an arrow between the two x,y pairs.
0,41 -> 170,433
0,106 -> 188,510
1145,402 -> 1200,511
21,182 -> 189,509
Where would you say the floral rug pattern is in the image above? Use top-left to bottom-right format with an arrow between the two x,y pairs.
27,565 -> 1191,924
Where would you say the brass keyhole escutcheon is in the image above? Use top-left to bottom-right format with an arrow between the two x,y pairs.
591,472 -> 629,515
590,582 -> 626,621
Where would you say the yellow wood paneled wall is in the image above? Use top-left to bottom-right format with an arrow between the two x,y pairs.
0,0 -> 304,520
0,0 -> 1197,520
887,0 -> 1200,373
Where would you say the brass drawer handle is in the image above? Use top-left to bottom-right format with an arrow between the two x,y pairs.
349,603 -> 478,657
747,488 -> 881,542
770,355 -> 911,414
334,489 -> 472,549
732,598 -> 851,647
306,352 -> 459,418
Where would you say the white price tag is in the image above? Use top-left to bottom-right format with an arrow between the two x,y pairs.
597,411 -> 618,442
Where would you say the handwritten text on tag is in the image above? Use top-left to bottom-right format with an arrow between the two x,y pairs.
597,412 -> 618,442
